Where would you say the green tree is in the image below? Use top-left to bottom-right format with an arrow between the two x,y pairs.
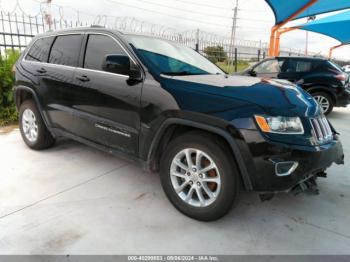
203,45 -> 227,64
0,49 -> 21,126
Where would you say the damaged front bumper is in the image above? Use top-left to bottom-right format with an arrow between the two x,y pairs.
248,136 -> 344,193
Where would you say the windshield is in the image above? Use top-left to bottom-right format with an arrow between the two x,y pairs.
127,35 -> 224,76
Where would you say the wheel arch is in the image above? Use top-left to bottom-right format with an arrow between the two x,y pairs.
306,86 -> 337,104
147,118 -> 253,190
14,85 -> 51,129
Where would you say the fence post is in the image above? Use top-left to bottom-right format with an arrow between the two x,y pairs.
195,28 -> 199,52
234,48 -> 238,73
257,49 -> 261,62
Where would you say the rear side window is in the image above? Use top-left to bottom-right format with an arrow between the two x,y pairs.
84,34 -> 127,72
25,37 -> 54,62
49,35 -> 83,67
285,60 -> 313,73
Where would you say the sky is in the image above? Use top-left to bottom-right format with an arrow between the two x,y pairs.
1,0 -> 349,60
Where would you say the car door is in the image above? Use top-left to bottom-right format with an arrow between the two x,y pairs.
279,58 -> 313,83
250,58 -> 284,78
40,33 -> 85,133
72,33 -> 143,156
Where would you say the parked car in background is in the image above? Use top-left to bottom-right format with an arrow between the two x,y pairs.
342,65 -> 350,73
13,28 -> 344,221
241,57 -> 350,115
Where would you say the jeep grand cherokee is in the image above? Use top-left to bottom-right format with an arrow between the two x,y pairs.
13,28 -> 344,221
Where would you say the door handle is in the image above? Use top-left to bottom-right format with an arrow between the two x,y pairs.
36,68 -> 47,74
76,75 -> 90,82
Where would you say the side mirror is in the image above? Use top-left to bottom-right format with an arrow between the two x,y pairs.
249,70 -> 257,77
129,61 -> 143,81
102,54 -> 130,75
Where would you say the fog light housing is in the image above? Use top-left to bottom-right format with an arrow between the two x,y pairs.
275,161 -> 299,177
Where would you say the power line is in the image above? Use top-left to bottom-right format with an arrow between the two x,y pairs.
107,0 -> 232,19
162,0 -> 233,11
105,0 -> 232,28
238,17 -> 273,23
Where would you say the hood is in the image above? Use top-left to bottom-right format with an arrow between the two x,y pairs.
161,74 -> 320,117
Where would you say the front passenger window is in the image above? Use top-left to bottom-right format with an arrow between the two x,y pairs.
254,59 -> 282,74
84,34 -> 129,75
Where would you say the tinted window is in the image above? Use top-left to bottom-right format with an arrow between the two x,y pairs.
25,37 -> 54,62
254,59 -> 284,74
127,35 -> 223,75
49,35 -> 82,66
285,60 -> 313,73
84,34 -> 127,72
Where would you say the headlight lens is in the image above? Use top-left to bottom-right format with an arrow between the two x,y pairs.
254,115 -> 304,134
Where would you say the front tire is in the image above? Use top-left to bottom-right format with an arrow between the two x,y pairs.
311,91 -> 334,115
19,100 -> 55,150
160,131 -> 240,221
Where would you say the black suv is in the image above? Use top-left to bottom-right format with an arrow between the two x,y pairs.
14,28 -> 344,221
242,57 -> 350,115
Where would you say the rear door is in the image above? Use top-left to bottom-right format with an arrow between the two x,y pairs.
71,33 -> 143,156
41,33 -> 84,133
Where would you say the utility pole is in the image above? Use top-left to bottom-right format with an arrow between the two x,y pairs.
195,28 -> 200,52
41,0 -> 53,30
228,0 -> 239,72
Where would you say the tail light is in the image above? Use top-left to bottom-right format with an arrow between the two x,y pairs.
334,73 -> 347,81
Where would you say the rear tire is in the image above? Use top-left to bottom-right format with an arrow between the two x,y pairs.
311,91 -> 334,115
160,131 -> 240,221
19,100 -> 55,150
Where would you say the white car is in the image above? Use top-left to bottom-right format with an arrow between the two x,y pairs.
342,65 -> 350,73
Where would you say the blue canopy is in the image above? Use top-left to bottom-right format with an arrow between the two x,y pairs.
297,10 -> 350,44
266,0 -> 350,25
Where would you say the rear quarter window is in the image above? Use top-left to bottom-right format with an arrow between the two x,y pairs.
25,36 -> 54,62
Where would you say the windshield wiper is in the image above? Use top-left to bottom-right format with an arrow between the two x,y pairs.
161,71 -> 208,76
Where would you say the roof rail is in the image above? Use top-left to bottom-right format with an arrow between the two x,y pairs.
90,25 -> 105,28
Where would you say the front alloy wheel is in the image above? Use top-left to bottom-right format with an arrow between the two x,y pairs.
170,148 -> 221,207
160,131 -> 239,221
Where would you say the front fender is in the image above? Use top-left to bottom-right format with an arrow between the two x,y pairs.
144,116 -> 254,190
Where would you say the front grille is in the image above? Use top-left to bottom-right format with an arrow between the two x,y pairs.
310,116 -> 333,143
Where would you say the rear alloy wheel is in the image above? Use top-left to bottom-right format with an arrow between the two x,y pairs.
19,100 -> 55,150
312,92 -> 334,115
160,132 -> 239,221
22,108 -> 39,143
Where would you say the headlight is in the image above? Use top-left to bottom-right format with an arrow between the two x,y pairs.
254,115 -> 304,134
